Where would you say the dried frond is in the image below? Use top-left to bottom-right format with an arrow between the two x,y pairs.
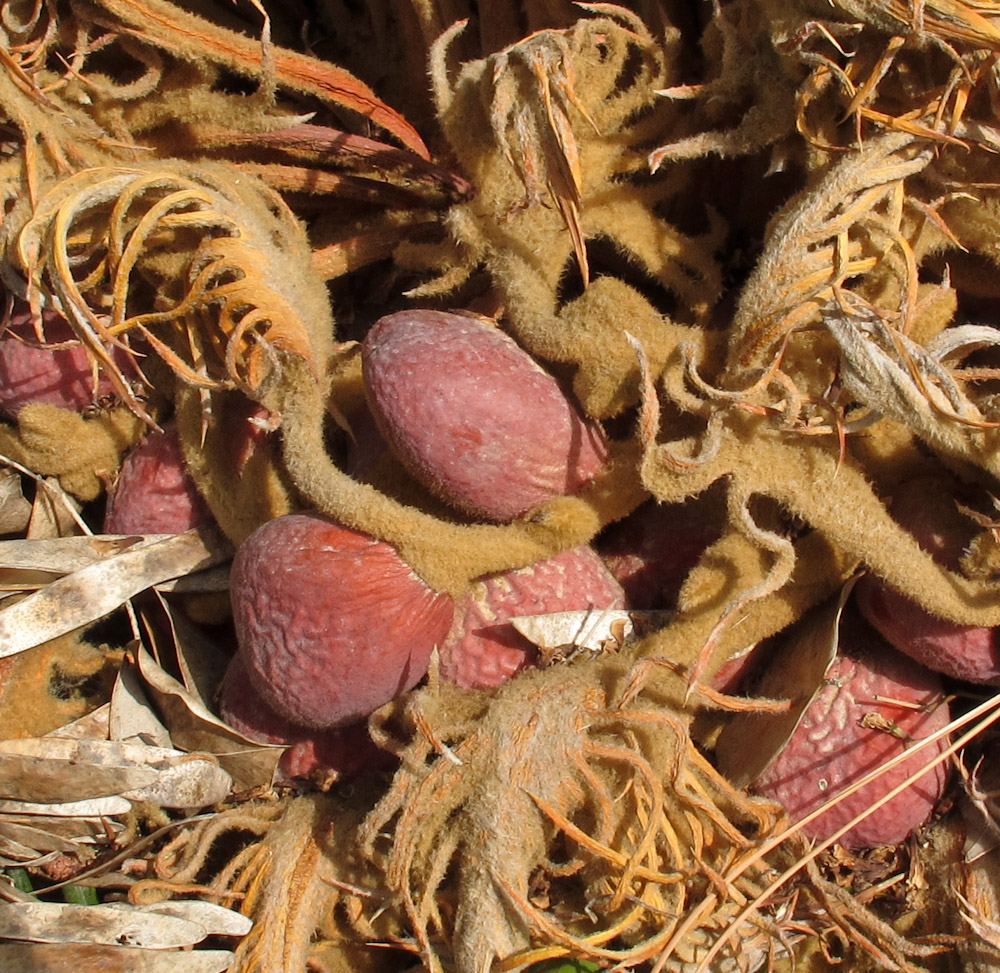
831,0 -> 1000,51
824,300 -> 1000,480
82,0 -> 428,157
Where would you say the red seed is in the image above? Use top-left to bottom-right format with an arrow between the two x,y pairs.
439,545 -> 625,689
103,425 -> 214,535
856,476 -> 1000,684
0,305 -> 134,417
754,611 -> 952,851
219,652 -> 395,782
231,512 -> 454,728
362,309 -> 607,521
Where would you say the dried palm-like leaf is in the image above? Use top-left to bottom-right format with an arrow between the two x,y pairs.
133,647 -> 285,792
86,0 -> 428,157
0,899 -> 219,947
0,736 -> 231,808
0,942 -> 235,972
726,131 -> 931,383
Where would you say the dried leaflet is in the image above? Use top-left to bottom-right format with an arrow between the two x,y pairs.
0,470 -> 31,536
0,528 -> 228,659
109,656 -> 174,750
0,900 -> 211,947
0,534 -> 198,580
133,648 -> 285,791
0,737 -> 231,808
0,943 -> 235,972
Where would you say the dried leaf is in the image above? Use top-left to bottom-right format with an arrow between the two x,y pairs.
0,942 -> 234,972
0,797 -> 131,818
0,834 -> 58,864
0,901 -> 211,947
0,815 -> 123,843
0,819 -> 96,855
121,754 -> 231,809
0,535 -> 168,575
109,657 -> 172,749
0,529 -> 229,660
510,609 -> 672,665
26,478 -> 83,540
121,900 -> 252,937
134,647 -> 283,791
0,470 -> 31,536
141,597 -> 229,705
0,738 -> 231,808
45,704 -> 112,742
0,741 -> 157,803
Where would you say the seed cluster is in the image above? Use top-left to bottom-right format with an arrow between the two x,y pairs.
2,1 -> 1000,971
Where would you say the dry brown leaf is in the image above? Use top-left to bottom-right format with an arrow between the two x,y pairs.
44,704 -> 112,742
109,658 -> 172,749
0,738 -> 231,808
0,529 -> 230,660
141,597 -> 229,705
25,478 -> 84,540
0,819 -> 97,855
715,579 -> 855,788
0,900 -> 212,947
0,742 -> 157,803
0,816 -> 117,864
0,470 -> 31,536
0,535 -> 168,575
0,814 -> 122,844
122,756 -> 231,809
122,900 -> 252,937
0,797 -> 131,818
134,647 -> 283,791
0,941 -> 234,972
0,834 -> 59,865
510,608 -> 672,665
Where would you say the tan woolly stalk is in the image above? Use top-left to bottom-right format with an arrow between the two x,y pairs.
422,7 -> 724,420
640,402 -> 1000,628
259,351 -> 646,594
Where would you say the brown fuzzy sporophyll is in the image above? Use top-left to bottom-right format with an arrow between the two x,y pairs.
4,1 -> 1000,972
